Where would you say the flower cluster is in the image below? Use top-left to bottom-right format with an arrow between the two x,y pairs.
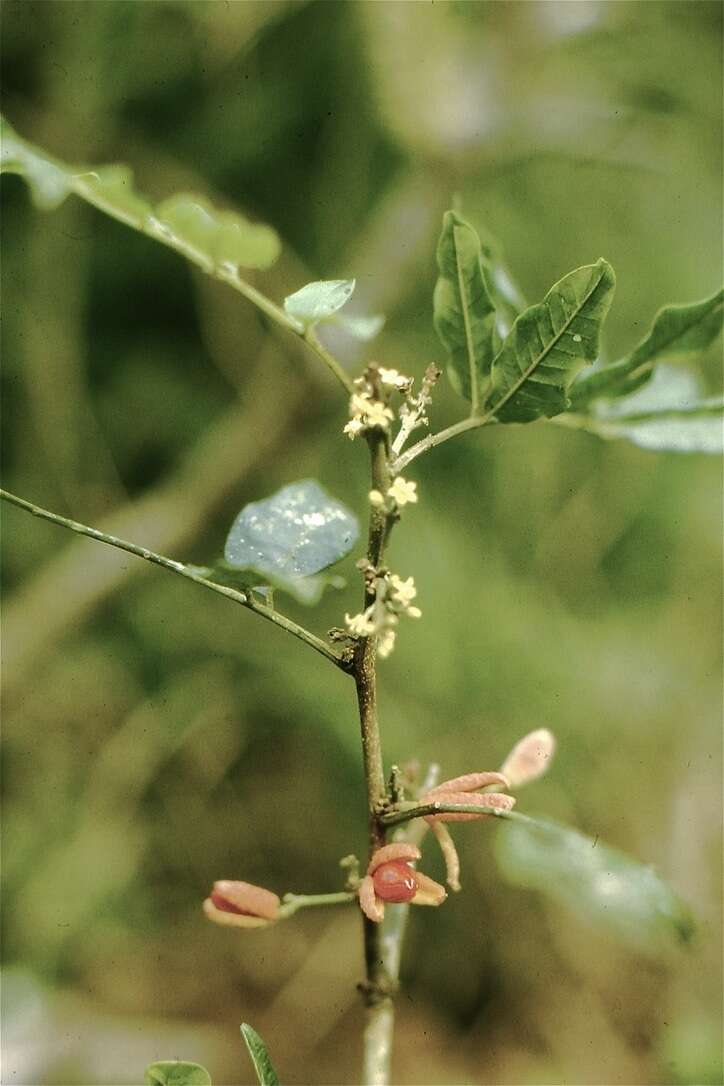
344,569 -> 421,658
357,842 -> 446,923
343,367 -> 405,440
343,364 -> 438,450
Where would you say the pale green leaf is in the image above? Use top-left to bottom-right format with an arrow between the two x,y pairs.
241,1023 -> 281,1086
223,480 -> 359,600
495,813 -> 694,956
283,279 -> 356,330
571,288 -> 724,407
144,1061 -> 212,1086
432,210 -> 498,405
486,259 -> 616,423
1,116 -> 71,210
155,194 -> 280,271
566,365 -> 723,453
77,165 -> 153,226
1,118 -> 280,270
334,312 -> 385,341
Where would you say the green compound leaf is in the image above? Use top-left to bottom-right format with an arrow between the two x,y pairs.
1,116 -> 280,271
571,288 -> 724,408
433,210 -> 498,407
241,1023 -> 281,1086
144,1061 -> 212,1086
283,279 -> 356,331
495,813 -> 695,957
567,365 -> 723,454
486,259 -> 616,423
223,479 -> 359,601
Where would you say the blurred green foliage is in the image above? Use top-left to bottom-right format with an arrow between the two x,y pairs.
1,2 -> 722,1084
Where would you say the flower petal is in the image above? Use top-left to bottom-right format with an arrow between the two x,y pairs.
367,842 -> 421,875
203,897 -> 274,928
500,728 -> 556,789
429,820 -> 461,892
425,771 -> 509,796
212,880 -> 280,920
358,874 -> 385,923
423,791 -> 516,822
411,871 -> 447,906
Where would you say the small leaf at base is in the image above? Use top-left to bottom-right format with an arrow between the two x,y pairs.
144,1061 -> 212,1086
241,1023 -> 281,1086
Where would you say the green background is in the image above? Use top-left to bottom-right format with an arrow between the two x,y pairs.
1,2 -> 722,1083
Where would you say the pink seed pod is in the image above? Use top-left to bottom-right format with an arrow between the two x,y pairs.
203,880 -> 280,929
367,842 -> 421,875
373,860 -> 418,903
500,728 -> 556,789
421,790 -> 516,822
425,771 -> 509,796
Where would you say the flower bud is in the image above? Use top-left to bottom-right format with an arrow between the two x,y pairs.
203,879 -> 280,929
500,728 -> 556,789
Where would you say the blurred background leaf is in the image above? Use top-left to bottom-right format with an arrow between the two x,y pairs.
1,2 -> 721,1084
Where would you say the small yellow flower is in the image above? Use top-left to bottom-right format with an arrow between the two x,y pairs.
387,477 -> 417,506
377,627 -> 397,658
378,367 -> 412,390
388,574 -> 417,607
345,611 -> 376,637
343,417 -> 365,439
364,401 -> 395,429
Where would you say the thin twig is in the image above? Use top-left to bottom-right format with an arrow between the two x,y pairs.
380,801 -> 518,828
0,488 -> 348,671
279,891 -> 356,919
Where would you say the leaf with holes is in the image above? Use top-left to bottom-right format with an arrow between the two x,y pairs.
571,287 -> 724,408
222,480 -> 358,601
486,259 -> 616,423
433,210 -> 499,406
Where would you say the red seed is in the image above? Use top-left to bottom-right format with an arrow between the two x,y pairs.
373,860 -> 418,903
211,890 -> 253,916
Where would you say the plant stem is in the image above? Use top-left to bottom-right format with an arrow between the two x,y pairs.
0,488 -> 348,671
380,801 -> 515,828
278,891 -> 356,918
391,415 -> 491,473
352,416 -> 396,1086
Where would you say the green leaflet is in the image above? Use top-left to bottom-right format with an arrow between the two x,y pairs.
433,210 -> 498,408
283,279 -> 355,330
144,1061 -> 212,1086
495,813 -> 694,957
566,365 -> 723,454
571,287 -> 724,407
241,1023 -> 281,1086
486,259 -> 616,423
221,479 -> 358,602
1,116 -> 280,270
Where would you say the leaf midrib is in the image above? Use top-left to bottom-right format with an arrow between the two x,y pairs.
453,223 -> 480,414
484,264 -> 605,420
